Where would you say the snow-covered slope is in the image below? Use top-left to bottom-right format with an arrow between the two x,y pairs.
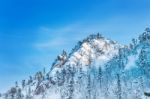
1,29 -> 150,99
50,34 -> 122,82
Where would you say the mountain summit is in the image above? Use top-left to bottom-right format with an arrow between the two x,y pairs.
1,29 -> 150,99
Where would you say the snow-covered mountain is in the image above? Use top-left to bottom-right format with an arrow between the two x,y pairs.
1,28 -> 150,99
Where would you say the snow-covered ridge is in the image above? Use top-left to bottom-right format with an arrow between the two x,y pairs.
50,34 -> 123,79
1,28 -> 150,99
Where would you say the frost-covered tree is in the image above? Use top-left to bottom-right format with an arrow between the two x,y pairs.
22,80 -> 25,89
117,74 -> 122,99
9,87 -> 17,99
26,86 -> 32,99
16,88 -> 23,99
4,93 -> 8,99
139,28 -> 150,43
15,81 -> 18,88
67,71 -> 74,99
86,72 -> 91,99
138,48 -> 147,75
77,67 -> 84,92
132,38 -> 137,48
98,66 -> 102,89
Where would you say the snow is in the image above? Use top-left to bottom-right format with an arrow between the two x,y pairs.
125,49 -> 140,70
2,32 -> 150,99
125,55 -> 138,70
34,92 -> 61,99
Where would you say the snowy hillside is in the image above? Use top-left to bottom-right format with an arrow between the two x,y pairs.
1,28 -> 150,99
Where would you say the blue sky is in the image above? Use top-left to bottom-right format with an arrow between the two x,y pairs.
0,0 -> 150,92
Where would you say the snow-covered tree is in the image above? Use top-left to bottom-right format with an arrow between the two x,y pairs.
117,74 -> 122,99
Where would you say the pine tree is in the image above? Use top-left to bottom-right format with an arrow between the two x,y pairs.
118,49 -> 125,70
129,43 -> 134,49
4,93 -> 8,99
43,67 -> 46,75
15,81 -> 18,88
139,28 -> 150,43
77,67 -> 84,93
26,86 -> 32,99
28,76 -> 33,85
104,63 -> 109,99
138,48 -> 147,75
87,73 -> 91,99
132,38 -> 137,48
16,88 -> 23,99
98,66 -> 102,89
10,87 -> 17,99
22,80 -> 25,89
46,73 -> 50,80
139,76 -> 144,92
68,71 -> 74,99
117,74 -> 122,99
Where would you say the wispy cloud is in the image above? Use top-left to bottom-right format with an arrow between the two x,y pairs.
34,23 -> 84,51
34,14 -> 150,52
35,37 -> 68,50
